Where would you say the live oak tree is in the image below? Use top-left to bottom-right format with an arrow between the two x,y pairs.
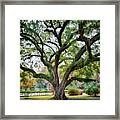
20,20 -> 100,100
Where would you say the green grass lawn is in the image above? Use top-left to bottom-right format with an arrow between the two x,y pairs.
67,95 -> 100,100
21,95 -> 54,100
20,94 -> 100,100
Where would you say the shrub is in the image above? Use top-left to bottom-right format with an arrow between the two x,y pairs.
68,89 -> 82,96
20,89 -> 51,93
40,89 -> 50,93
64,89 -> 68,94
84,81 -> 100,96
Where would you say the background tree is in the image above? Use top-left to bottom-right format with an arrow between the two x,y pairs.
20,71 -> 37,91
83,81 -> 100,97
20,20 -> 100,100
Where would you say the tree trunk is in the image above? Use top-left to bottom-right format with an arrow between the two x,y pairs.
94,93 -> 97,97
54,87 -> 67,100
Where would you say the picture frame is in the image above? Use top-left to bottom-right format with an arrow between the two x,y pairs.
0,0 -> 119,119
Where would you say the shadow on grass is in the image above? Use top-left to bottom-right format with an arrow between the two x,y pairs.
68,96 -> 100,100
20,95 -> 100,100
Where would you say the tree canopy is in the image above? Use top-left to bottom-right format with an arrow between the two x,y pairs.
20,20 -> 100,99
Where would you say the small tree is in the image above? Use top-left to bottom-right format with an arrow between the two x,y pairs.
84,81 -> 100,96
20,71 -> 37,91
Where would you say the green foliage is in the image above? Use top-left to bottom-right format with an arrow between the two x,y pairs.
20,71 -> 37,91
20,71 -> 32,82
20,89 -> 50,93
83,81 -> 100,96
20,20 -> 100,75
66,80 -> 79,89
74,61 -> 100,79
20,20 -> 100,99
68,88 -> 82,96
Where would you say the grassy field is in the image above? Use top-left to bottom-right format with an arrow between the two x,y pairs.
20,94 -> 100,100
21,95 -> 54,100
67,95 -> 100,100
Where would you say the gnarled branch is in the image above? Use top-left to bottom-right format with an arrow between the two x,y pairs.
20,64 -> 55,85
75,33 -> 100,61
58,20 -> 70,46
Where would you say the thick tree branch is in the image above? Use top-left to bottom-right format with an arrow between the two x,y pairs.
20,33 -> 43,55
73,57 -> 100,71
58,20 -> 70,46
20,64 -> 54,85
44,21 -> 60,46
44,21 -> 71,69
60,56 -> 100,90
75,33 -> 100,61
23,54 -> 41,60
53,37 -> 76,86
44,20 -> 70,47
21,23 -> 43,47
58,57 -> 73,65
65,77 -> 97,87
20,33 -> 54,78
59,20 -> 70,37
